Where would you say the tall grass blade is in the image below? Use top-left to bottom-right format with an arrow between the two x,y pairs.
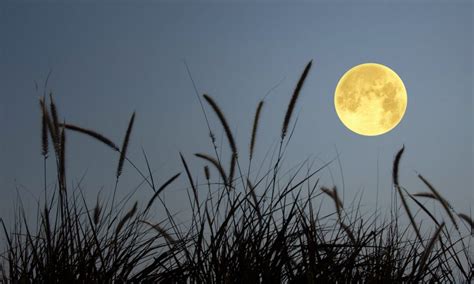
412,192 -> 437,199
117,112 -> 135,179
418,222 -> 445,277
202,94 -> 238,186
141,221 -> 176,244
281,60 -> 312,139
195,153 -> 228,187
49,93 -> 61,155
204,165 -> 210,181
202,94 -> 237,155
180,153 -> 199,205
59,127 -> 66,191
392,145 -> 404,187
458,213 -> 473,230
418,174 -> 458,230
40,97 -> 49,158
62,123 -> 119,151
392,146 -> 423,243
115,201 -> 138,235
145,173 -> 181,212
39,97 -> 57,155
250,100 -> 264,160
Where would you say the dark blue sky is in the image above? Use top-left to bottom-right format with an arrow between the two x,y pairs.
1,2 -> 472,221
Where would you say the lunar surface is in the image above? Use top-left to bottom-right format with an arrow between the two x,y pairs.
334,63 -> 407,136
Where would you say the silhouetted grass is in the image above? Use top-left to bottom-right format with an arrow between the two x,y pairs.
1,62 -> 472,283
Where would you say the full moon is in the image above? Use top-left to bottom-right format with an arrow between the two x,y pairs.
334,63 -> 407,136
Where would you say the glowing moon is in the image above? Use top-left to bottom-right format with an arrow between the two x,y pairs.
334,63 -> 407,136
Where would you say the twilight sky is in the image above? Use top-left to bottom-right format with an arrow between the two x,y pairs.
0,1 -> 472,223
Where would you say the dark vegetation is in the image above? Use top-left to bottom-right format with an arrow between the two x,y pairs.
1,61 -> 472,283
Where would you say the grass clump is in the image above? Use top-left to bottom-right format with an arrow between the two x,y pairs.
1,61 -> 472,283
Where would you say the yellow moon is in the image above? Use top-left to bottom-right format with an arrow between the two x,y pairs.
334,63 -> 407,136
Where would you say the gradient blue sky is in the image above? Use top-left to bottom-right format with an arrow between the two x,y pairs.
1,2 -> 472,222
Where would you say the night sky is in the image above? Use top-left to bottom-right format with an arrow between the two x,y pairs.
1,1 -> 472,223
